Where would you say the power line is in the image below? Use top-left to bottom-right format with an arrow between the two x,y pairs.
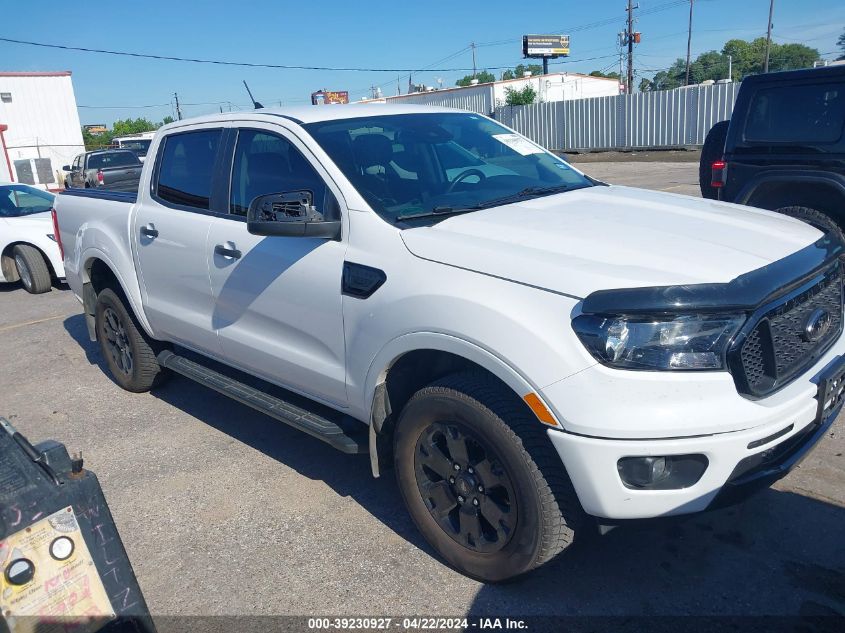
0,35 -> 480,73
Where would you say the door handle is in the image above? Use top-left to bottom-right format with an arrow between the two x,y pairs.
214,243 -> 242,259
140,224 -> 159,238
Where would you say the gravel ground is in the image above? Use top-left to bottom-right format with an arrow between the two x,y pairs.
1,165 -> 843,622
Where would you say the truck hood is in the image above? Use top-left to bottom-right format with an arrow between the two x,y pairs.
400,185 -> 822,299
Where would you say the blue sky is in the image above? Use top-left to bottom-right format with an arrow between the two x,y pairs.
2,0 -> 843,126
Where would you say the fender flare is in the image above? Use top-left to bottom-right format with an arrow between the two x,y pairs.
79,247 -> 155,339
362,332 -> 562,477
736,170 -> 845,207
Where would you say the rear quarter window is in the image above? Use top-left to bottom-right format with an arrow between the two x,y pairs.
742,82 -> 845,145
155,129 -> 222,210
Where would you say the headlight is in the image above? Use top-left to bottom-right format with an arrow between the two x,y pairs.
572,313 -> 745,370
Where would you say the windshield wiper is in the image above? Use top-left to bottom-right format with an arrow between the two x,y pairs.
395,206 -> 478,223
472,184 -> 583,210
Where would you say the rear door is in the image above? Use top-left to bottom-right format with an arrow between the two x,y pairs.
133,125 -> 227,354
205,125 -> 349,406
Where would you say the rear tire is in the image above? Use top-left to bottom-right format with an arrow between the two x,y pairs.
393,371 -> 585,582
699,120 -> 729,199
94,287 -> 169,392
774,206 -> 845,244
13,245 -> 52,294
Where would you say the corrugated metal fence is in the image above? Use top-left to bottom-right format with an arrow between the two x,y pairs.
494,82 -> 740,151
385,84 -> 495,117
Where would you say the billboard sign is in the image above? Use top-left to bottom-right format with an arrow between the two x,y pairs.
311,90 -> 350,105
522,35 -> 570,58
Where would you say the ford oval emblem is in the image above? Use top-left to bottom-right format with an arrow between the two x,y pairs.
802,308 -> 832,342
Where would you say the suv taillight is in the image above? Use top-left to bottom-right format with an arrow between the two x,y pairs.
51,207 -> 65,262
711,160 -> 727,188
96,170 -> 104,184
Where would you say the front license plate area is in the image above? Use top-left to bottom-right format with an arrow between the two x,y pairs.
816,355 -> 845,424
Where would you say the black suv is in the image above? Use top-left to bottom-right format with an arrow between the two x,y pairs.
700,65 -> 845,239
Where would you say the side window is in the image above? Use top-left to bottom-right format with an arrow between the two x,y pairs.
73,156 -> 81,170
156,129 -> 222,210
229,130 -> 329,216
743,82 -> 845,145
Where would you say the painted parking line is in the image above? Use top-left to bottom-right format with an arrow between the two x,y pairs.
0,313 -> 71,333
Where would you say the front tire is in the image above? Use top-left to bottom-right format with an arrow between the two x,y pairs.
394,371 -> 585,582
95,287 -> 168,392
13,244 -> 52,294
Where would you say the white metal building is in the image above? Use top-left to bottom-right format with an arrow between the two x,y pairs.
0,71 -> 85,188
362,72 -> 620,115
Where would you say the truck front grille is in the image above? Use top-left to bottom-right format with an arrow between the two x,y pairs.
734,263 -> 843,397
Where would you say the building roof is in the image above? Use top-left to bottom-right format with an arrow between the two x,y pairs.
0,71 -> 72,77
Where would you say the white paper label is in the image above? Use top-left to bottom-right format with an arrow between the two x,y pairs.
492,133 -> 544,156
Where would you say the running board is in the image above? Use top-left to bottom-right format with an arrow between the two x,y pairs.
156,350 -> 367,454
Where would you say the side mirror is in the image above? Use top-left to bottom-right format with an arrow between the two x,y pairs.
62,165 -> 71,171
247,190 -> 341,239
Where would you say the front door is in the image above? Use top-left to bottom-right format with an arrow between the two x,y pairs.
133,126 -> 225,354
206,126 -> 348,406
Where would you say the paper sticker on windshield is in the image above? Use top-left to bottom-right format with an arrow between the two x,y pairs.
492,134 -> 544,156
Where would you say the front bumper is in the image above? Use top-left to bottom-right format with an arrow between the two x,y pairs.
542,339 -> 845,520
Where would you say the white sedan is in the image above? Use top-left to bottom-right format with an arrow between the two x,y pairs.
0,183 -> 65,294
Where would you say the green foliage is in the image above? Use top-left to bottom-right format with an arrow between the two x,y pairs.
502,64 -> 544,80
837,28 -> 845,61
590,70 -> 621,80
456,70 -> 495,87
504,85 -> 537,106
641,37 -> 820,92
80,117 -> 170,151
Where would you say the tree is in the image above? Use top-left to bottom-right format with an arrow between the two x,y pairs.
504,85 -> 537,106
590,70 -> 621,80
502,64 -> 544,80
638,78 -> 652,92
838,28 -> 845,61
640,37 -> 820,92
79,116 -> 172,151
456,70 -> 495,87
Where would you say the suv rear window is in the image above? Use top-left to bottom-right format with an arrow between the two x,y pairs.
743,82 -> 845,145
88,151 -> 140,169
156,130 -> 222,209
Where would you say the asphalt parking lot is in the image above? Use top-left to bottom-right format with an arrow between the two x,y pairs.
1,161 -> 843,621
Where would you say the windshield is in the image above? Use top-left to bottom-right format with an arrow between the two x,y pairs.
117,139 -> 152,156
0,184 -> 55,217
304,112 -> 593,225
88,151 -> 140,169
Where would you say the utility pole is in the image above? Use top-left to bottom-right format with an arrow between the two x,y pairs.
727,54 -> 732,81
471,42 -> 477,78
763,0 -> 775,73
626,0 -> 636,94
174,92 -> 182,121
685,0 -> 694,86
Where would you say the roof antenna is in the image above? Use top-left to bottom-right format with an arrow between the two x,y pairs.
243,80 -> 263,109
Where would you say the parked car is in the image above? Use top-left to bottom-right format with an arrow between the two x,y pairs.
113,133 -> 155,162
700,65 -> 845,240
0,183 -> 64,293
63,150 -> 142,191
55,105 -> 844,582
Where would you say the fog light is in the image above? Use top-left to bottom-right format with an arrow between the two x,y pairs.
617,454 -> 708,490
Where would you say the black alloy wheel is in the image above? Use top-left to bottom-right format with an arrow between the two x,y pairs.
414,421 -> 517,553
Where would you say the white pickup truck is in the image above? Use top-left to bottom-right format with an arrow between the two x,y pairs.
54,105 -> 845,582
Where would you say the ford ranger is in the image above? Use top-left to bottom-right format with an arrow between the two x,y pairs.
53,105 -> 845,582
